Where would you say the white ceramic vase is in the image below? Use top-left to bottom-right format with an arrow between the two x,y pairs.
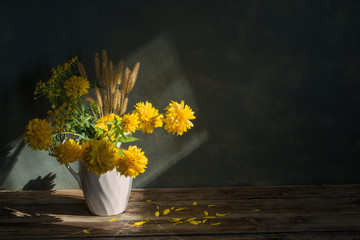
65,142 -> 132,216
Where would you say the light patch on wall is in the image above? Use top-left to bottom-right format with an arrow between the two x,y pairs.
123,33 -> 208,188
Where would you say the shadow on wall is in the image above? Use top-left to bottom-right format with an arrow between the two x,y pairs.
22,172 -> 56,190
0,142 -> 24,190
0,59 -> 50,189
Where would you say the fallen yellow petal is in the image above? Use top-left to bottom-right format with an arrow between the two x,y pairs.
155,211 -> 160,217
252,209 -> 261,212
169,218 -> 183,222
208,204 -> 216,208
186,217 -> 197,222
216,213 -> 228,217
189,220 -> 202,225
204,210 -> 209,216
202,219 -> 208,224
83,229 -> 90,234
204,216 -> 216,219
174,221 -> 183,225
147,211 -> 149,213
211,222 -> 221,226
119,231 -> 122,234
156,206 -> 160,210
146,200 -> 151,203
108,218 -> 118,222
175,207 -> 189,211
163,209 -> 171,215
192,201 -> 198,206
133,219 -> 149,226
171,207 -> 175,210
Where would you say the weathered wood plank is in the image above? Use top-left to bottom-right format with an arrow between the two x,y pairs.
0,185 -> 360,239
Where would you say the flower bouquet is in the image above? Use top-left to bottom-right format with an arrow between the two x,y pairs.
24,50 -> 195,215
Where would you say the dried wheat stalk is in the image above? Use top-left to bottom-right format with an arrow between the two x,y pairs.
92,50 -> 140,116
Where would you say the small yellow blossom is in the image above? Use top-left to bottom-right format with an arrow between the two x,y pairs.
64,76 -> 90,98
120,113 -> 140,133
81,138 -> 118,175
115,145 -> 148,178
163,100 -> 195,136
133,101 -> 163,134
155,211 -> 160,217
192,201 -> 197,206
24,118 -> 53,150
163,209 -> 170,215
95,113 -> 121,139
52,139 -> 83,164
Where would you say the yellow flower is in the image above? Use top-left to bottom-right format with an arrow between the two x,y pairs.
52,139 -> 83,164
95,113 -> 121,139
133,101 -> 163,134
163,100 -> 195,136
120,113 -> 140,133
81,138 -> 118,175
63,76 -> 90,98
115,145 -> 148,178
24,118 -> 53,150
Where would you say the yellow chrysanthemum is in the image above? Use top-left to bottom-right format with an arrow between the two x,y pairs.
63,76 -> 90,98
115,145 -> 148,178
163,100 -> 196,136
95,113 -> 121,139
52,139 -> 83,164
24,118 -> 53,150
133,101 -> 163,134
81,138 -> 118,175
120,113 -> 140,133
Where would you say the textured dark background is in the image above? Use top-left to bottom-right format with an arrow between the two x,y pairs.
1,0 -> 360,190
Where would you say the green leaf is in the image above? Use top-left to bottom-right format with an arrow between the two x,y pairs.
117,136 -> 141,143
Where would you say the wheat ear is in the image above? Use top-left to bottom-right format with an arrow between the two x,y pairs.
95,53 -> 100,79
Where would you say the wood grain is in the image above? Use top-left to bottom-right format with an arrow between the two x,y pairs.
0,185 -> 360,239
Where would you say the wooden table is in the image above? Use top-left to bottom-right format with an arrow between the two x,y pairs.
1,185 -> 360,239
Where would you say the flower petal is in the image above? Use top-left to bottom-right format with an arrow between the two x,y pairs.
211,222 -> 221,226
216,213 -> 228,217
163,209 -> 171,215
175,207 -> 189,211
189,220 -> 202,225
155,211 -> 160,217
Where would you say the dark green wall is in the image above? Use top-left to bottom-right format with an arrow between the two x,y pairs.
1,0 -> 360,190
